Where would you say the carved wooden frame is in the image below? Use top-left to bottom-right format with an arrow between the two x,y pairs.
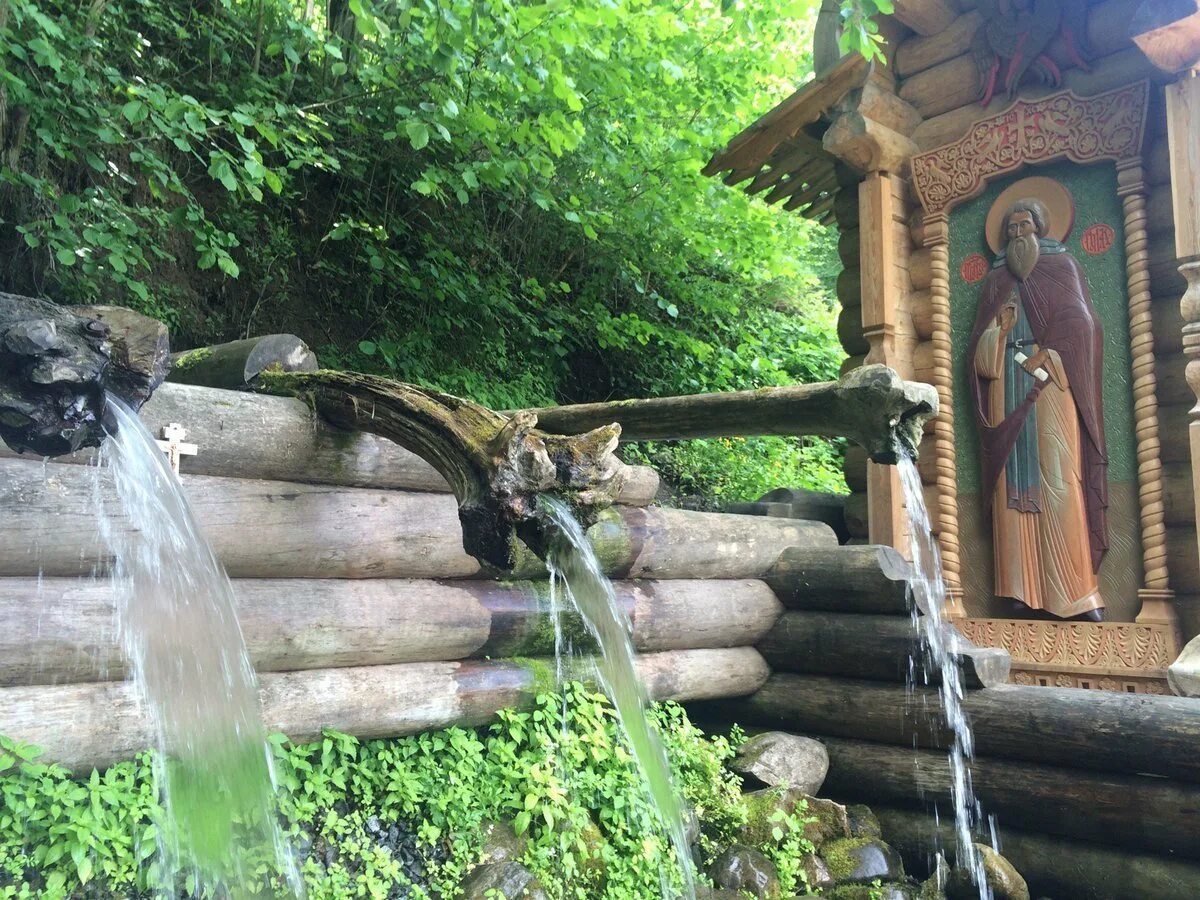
909,82 -> 1176,631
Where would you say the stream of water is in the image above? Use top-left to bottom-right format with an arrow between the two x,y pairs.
98,397 -> 301,897
896,452 -> 992,899
538,496 -> 697,899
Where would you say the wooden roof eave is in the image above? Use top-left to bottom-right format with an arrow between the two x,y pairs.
702,53 -> 870,182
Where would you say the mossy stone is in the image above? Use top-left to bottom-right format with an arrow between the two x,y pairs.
823,836 -> 904,885
707,844 -> 782,899
946,844 -> 1029,900
846,804 -> 882,840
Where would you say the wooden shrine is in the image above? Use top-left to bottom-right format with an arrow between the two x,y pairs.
705,0 -> 1200,695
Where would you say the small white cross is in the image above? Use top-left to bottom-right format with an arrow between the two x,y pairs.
155,423 -> 198,475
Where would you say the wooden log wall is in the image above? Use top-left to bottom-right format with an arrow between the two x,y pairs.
836,179 -> 870,541
691,539 -> 1200,894
0,383 -> 851,772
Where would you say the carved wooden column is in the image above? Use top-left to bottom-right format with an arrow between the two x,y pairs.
859,171 -> 906,550
1116,159 -> 1177,627
922,213 -> 964,612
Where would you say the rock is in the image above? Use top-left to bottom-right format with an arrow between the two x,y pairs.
804,796 -> 853,847
946,844 -> 1029,900
708,845 -> 782,898
459,862 -> 549,899
823,837 -> 905,885
732,732 -> 829,795
919,852 -> 950,900
846,804 -> 882,840
695,889 -> 745,900
480,820 -> 527,864
827,884 -> 919,900
801,852 -> 834,890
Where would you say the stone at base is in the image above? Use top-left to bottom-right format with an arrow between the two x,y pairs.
459,862 -> 549,899
846,804 -> 882,840
823,837 -> 905,884
732,732 -> 830,795
708,845 -> 782,898
479,820 -> 527,864
945,844 -> 1029,900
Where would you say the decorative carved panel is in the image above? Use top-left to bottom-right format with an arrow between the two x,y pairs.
912,83 -> 1149,215
959,618 -> 1173,694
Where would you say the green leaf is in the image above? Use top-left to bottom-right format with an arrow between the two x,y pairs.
359,341 -> 377,355
55,248 -> 76,266
121,100 -> 147,123
405,121 -> 430,151
217,256 -> 240,278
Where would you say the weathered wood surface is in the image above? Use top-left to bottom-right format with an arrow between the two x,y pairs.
757,611 -> 1010,688
877,806 -> 1200,899
0,457 -> 835,579
818,736 -> 1200,859
765,545 -> 912,614
0,648 -> 769,772
168,335 -> 318,389
0,383 -> 661,502
894,10 -> 982,79
0,577 -> 782,685
524,366 -> 939,465
706,673 -> 1200,783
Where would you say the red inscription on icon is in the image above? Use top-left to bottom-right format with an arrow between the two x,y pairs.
1081,223 -> 1115,256
960,253 -> 989,284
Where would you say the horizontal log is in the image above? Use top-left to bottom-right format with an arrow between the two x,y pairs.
1163,461 -> 1196,526
0,383 -> 659,502
526,367 -> 939,466
909,289 -> 933,339
844,491 -> 869,538
1153,294 -> 1185,353
838,228 -> 860,267
913,47 -> 1164,151
711,673 -> 1200,783
765,544 -> 912,614
894,11 -> 982,79
1159,401 -> 1192,463
0,457 -> 836,579
837,268 -> 863,307
899,53 -> 981,119
818,735 -> 1200,859
877,806 -> 1200,899
757,611 -> 1010,688
1147,138 -> 1172,186
1149,182 -> 1175,235
913,340 -> 934,383
0,577 -> 783,686
843,444 -> 868,492
1155,351 -> 1190,406
168,335 -> 318,390
892,0 -> 957,37
0,649 -> 770,773
838,304 -> 868,355
1169,526 -> 1200,593
910,248 -> 932,290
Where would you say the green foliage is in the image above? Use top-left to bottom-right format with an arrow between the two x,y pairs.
0,0 -> 845,493
838,0 -> 896,62
0,688 -> 814,898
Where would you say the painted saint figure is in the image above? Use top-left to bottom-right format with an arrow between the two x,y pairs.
967,199 -> 1108,620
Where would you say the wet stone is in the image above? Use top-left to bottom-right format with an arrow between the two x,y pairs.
946,844 -> 1029,900
823,837 -> 905,885
460,861 -> 549,900
708,845 -> 782,898
846,804 -> 882,840
479,820 -> 527,864
827,883 -> 919,900
801,851 -> 834,890
732,732 -> 829,795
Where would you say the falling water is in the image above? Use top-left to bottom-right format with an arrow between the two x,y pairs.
538,496 -> 697,899
97,397 -> 301,897
896,452 -> 991,899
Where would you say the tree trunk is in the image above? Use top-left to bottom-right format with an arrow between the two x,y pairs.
523,365 -> 939,465
698,673 -> 1200,783
168,334 -> 318,389
0,457 -> 836,579
0,649 -> 769,773
876,805 -> 1200,899
756,611 -> 1011,688
0,576 -> 782,685
818,735 -> 1200,859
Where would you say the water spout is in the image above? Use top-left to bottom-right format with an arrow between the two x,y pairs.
0,293 -> 169,457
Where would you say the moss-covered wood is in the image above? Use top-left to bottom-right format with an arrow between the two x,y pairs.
524,365 -> 939,464
257,369 -> 627,569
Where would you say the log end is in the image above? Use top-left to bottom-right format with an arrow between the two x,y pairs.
835,365 -> 939,464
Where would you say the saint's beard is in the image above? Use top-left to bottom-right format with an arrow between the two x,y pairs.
1006,232 -> 1040,281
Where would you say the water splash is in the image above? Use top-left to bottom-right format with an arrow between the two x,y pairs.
537,496 -> 696,899
98,397 -> 301,897
896,452 -> 992,899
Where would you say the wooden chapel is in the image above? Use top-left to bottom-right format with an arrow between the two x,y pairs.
704,0 -> 1200,694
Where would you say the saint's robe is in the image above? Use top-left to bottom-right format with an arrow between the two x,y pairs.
966,239 -> 1108,617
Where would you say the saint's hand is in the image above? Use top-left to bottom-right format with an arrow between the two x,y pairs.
997,304 -> 1017,332
1021,349 -> 1050,378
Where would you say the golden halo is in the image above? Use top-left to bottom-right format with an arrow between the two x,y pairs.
984,176 -> 1075,255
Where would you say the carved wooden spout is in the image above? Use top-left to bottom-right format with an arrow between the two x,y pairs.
0,293 -> 169,457
525,365 -> 939,464
255,369 -> 627,570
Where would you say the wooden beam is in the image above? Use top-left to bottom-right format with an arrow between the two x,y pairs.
892,0 -> 958,37
0,649 -> 770,773
0,577 -> 783,686
1131,0 -> 1200,73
